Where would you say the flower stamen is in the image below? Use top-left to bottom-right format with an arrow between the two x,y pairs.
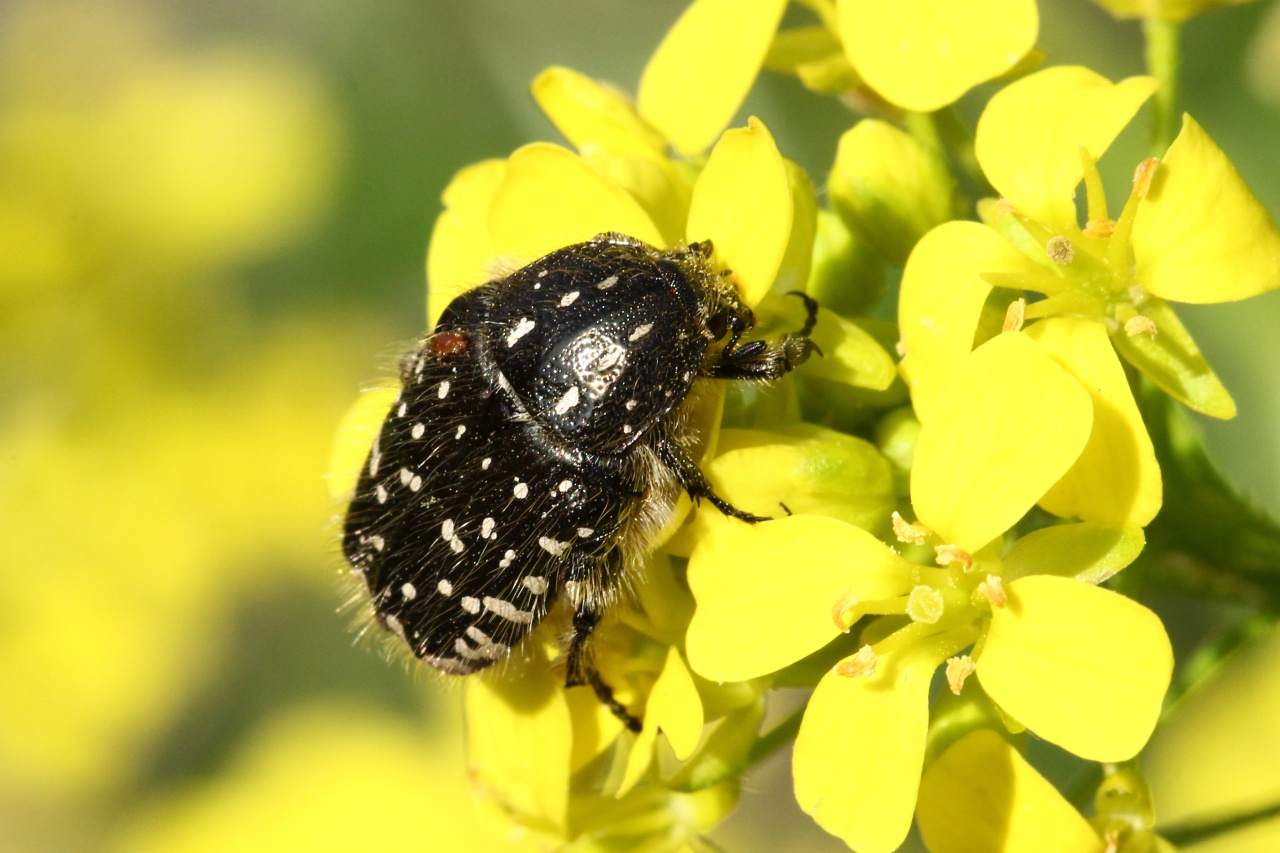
1002,298 -> 1027,332
1124,315 -> 1158,338
831,591 -> 860,632
834,644 -> 877,678
934,543 -> 973,571
978,574 -> 1007,608
945,654 -> 976,694
892,511 -> 931,545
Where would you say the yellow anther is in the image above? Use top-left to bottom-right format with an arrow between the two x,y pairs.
934,543 -> 973,571
1002,298 -> 1026,332
892,511 -> 930,545
834,644 -> 877,678
992,198 -> 1018,218
978,574 -> 1007,608
1125,315 -> 1158,338
945,655 -> 976,695
1084,219 -> 1116,239
1046,235 -> 1075,265
1133,157 -> 1159,198
831,590 -> 860,633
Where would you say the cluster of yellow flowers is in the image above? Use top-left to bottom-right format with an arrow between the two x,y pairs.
328,0 -> 1280,850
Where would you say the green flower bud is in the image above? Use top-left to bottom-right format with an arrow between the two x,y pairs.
806,208 -> 886,316
829,119 -> 957,266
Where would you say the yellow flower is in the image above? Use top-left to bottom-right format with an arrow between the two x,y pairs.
685,331 -> 1173,852
903,65 -> 1280,430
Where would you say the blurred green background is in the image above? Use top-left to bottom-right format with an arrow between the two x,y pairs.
3,0 -> 1280,850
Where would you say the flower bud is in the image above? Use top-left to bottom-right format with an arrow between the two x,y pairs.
829,119 -> 957,266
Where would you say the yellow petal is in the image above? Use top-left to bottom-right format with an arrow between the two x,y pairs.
976,67 -> 1157,227
326,383 -> 398,502
1002,521 -> 1145,586
425,159 -> 506,326
911,332 -> 1094,552
637,0 -> 788,155
977,575 -> 1173,762
899,221 -> 1043,424
829,119 -> 958,266
1026,318 -> 1162,527
465,654 -> 572,829
1108,295 -> 1237,419
686,118 -> 792,306
793,644 -> 939,853
487,142 -> 663,266
579,146 -> 692,247
686,514 -> 915,682
838,0 -> 1039,112
918,730 -> 1105,853
531,66 -> 667,158
1134,113 -> 1280,303
617,721 -> 658,798
649,646 -> 705,760
698,427 -> 896,534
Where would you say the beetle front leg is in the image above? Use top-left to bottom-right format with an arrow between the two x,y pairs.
702,292 -> 819,380
655,436 -> 770,524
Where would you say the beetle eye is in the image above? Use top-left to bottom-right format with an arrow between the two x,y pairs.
707,311 -> 729,340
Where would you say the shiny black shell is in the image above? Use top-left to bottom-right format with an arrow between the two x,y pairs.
342,233 -> 749,673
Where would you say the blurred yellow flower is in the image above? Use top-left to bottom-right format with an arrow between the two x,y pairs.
1091,0 -> 1262,23
114,702 -> 486,853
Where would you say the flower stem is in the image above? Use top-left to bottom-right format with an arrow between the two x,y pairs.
744,703 -> 805,769
1162,797 -> 1280,846
1144,18 -> 1182,156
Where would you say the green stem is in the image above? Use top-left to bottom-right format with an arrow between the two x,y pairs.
744,703 -> 805,769
1162,798 -> 1280,846
1144,18 -> 1183,156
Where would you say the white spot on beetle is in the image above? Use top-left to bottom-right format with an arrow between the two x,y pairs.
558,479 -> 572,493
399,467 -> 413,486
370,535 -> 386,551
401,582 -> 417,600
397,402 -> 407,418
438,380 -> 450,399
481,457 -> 492,470
629,322 -> 653,341
481,517 -> 495,538
409,475 -> 422,492
411,423 -> 425,439
369,435 -> 382,476
385,613 -> 408,642
596,274 -> 618,290
450,538 -> 464,554
441,519 -> 455,540
437,579 -> 454,596
455,425 -> 466,439
499,549 -> 516,569
577,527 -> 594,538
625,399 -> 637,410
537,269 -> 548,278
522,576 -> 549,595
554,386 -> 580,415
560,290 -> 580,307
507,317 -> 536,347
513,482 -> 529,499
622,424 -> 633,434
375,484 -> 388,503
460,596 -> 480,614
484,596 -> 534,624
538,536 -> 571,557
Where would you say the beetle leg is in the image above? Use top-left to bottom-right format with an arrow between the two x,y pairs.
563,555 -> 642,732
702,292 -> 819,380
655,437 -> 771,524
